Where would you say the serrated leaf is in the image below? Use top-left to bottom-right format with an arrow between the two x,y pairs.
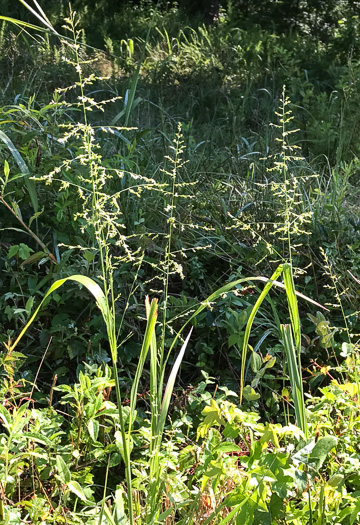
18,243 -> 34,260
8,245 -> 19,258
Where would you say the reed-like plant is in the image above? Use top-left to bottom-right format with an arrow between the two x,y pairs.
238,88 -> 320,436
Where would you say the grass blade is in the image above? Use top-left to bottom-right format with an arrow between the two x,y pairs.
146,296 -> 159,455
283,263 -> 301,352
239,264 -> 284,403
0,130 -> 38,212
0,15 -> 50,33
167,271 -> 327,364
148,328 -> 193,523
16,0 -> 57,33
8,275 -> 110,353
129,298 -> 158,432
157,328 -> 193,446
281,324 -> 307,436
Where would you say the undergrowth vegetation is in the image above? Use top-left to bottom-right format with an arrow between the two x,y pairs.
1,0 -> 360,523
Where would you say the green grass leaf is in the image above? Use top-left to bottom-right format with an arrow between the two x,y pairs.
0,130 -> 38,212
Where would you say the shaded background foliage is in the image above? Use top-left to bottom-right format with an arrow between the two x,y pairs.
2,0 -> 360,44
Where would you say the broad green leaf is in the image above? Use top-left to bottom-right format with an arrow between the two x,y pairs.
68,480 -> 86,501
197,399 -> 225,439
234,498 -> 257,525
251,351 -> 262,373
56,455 -> 71,484
18,243 -> 34,260
25,297 -> 34,316
260,423 -> 281,449
87,419 -> 99,442
213,442 -> 243,454
309,435 -> 337,471
8,245 -> 19,258
83,250 -> 95,263
336,382 -> 358,396
109,453 -> 122,468
327,473 -> 344,488
270,493 -> 285,519
228,333 -> 241,348
243,385 -> 260,402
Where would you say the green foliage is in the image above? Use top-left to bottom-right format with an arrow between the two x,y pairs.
1,0 -> 360,523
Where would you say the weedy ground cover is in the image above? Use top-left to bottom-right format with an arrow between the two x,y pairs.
0,1 -> 360,523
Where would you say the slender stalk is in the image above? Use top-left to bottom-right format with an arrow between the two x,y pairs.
113,360 -> 134,525
281,324 -> 307,437
0,490 -> 4,522
98,457 -> 110,525
160,125 -> 183,371
280,86 -> 293,267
